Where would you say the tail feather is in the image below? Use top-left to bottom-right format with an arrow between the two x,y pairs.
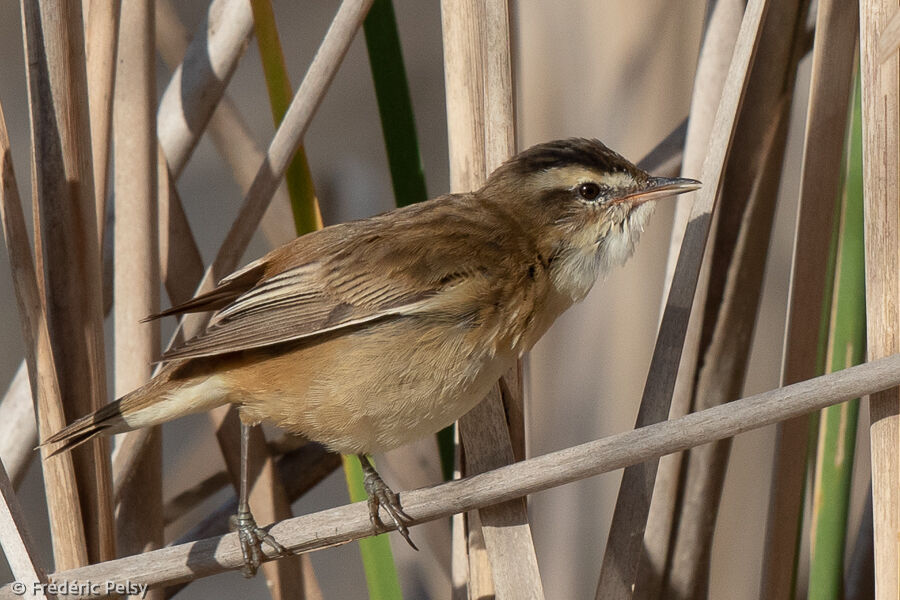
42,399 -> 128,456
42,363 -> 232,457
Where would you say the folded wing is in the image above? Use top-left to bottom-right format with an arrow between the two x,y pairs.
157,197 -> 497,362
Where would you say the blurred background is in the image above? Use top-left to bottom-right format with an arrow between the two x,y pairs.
0,1 -> 868,598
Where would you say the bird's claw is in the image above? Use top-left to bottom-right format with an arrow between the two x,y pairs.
362,465 -> 418,551
230,510 -> 290,578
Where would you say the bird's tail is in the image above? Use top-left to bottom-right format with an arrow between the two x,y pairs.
42,392 -> 137,456
42,364 -> 231,456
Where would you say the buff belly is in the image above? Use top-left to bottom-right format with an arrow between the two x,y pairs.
222,318 -> 513,455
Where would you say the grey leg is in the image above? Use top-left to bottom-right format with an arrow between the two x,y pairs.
233,421 -> 290,577
357,454 -> 417,550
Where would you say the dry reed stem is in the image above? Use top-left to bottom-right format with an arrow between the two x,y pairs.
111,149 -> 204,503
877,5 -> 900,60
481,0 -> 516,177
1,151 -> 198,501
668,98 -> 788,598
0,459 -> 51,599
172,444 -> 339,544
21,0 -> 115,565
596,0 -> 770,596
442,0 -> 544,595
860,0 -> 900,597
635,119 -> 687,178
214,411 -> 308,600
1,0 -> 240,499
450,428 -> 466,600
112,0 -> 375,494
6,353 -> 900,599
156,146 -> 205,308
441,0 -> 486,190
84,0 -> 120,243
441,3 -> 493,594
639,3 -> 744,592
162,470 -> 230,526
154,0 -> 296,248
440,0 -> 489,589
162,444 -> 338,599
760,1 -> 858,596
156,0 -> 253,178
664,0 -> 809,594
112,1 -> 164,589
0,91 -> 89,570
459,388 -> 543,598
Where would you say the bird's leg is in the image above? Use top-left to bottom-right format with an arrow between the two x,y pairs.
231,421 -> 290,577
357,454 -> 417,550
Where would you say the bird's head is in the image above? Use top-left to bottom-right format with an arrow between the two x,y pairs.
481,137 -> 700,301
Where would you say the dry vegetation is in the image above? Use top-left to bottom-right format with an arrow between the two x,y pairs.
0,0 -> 898,599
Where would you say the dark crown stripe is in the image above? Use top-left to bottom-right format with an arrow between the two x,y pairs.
507,138 -> 645,179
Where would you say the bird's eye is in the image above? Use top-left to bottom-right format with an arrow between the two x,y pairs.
577,182 -> 602,201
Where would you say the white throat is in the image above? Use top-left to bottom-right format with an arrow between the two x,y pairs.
551,201 -> 656,303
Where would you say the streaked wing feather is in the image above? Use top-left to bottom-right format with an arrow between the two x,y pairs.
144,257 -> 269,321
160,262 -> 441,362
159,194 -> 509,362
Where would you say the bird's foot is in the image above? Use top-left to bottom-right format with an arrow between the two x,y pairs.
359,457 -> 418,550
230,508 -> 290,578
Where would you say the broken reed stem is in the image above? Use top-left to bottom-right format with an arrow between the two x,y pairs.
8,354 -> 900,599
596,0 -> 769,596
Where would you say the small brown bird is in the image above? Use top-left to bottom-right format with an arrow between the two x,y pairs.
45,138 -> 699,575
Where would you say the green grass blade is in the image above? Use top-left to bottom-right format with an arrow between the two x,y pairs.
363,0 -> 428,208
808,72 -> 865,600
343,455 -> 405,599
250,0 -> 321,235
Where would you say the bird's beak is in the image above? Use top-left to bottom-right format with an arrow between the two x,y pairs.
623,176 -> 702,205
